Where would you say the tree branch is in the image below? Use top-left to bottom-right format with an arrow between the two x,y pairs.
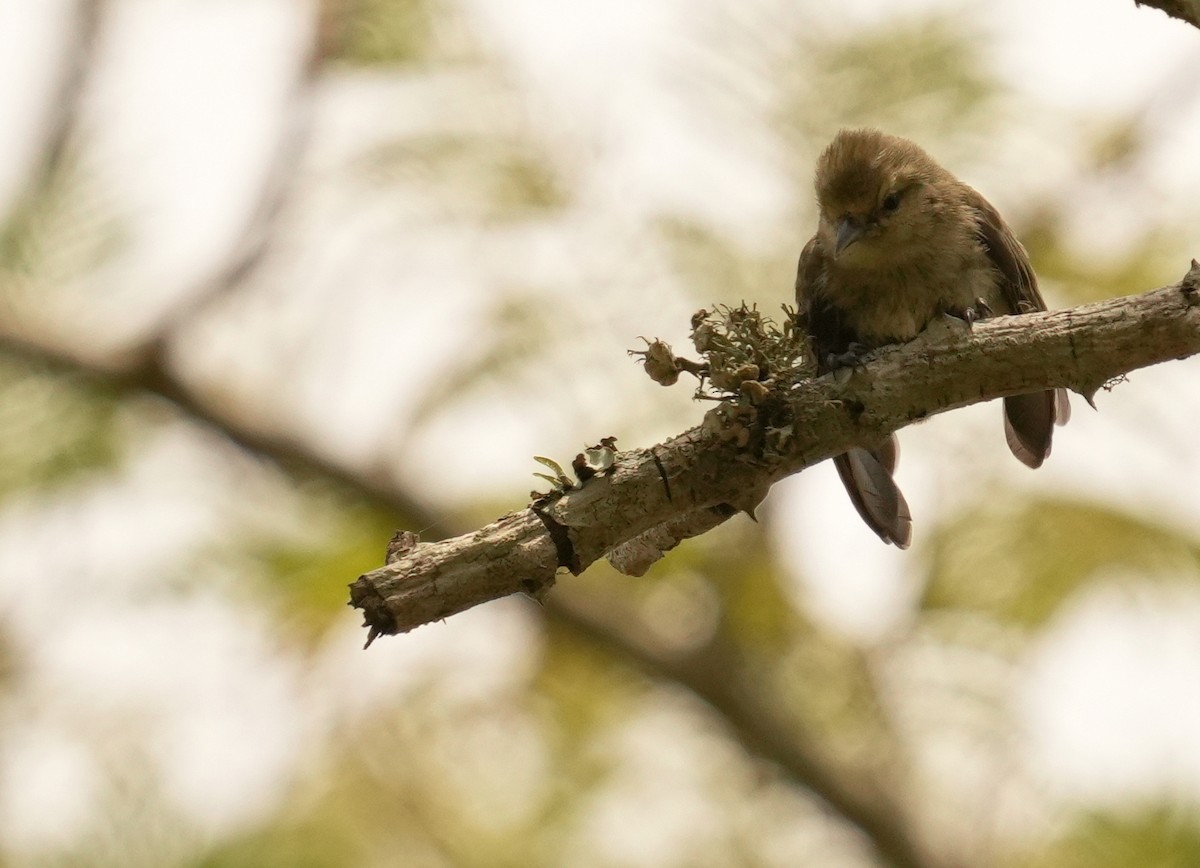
1134,0 -> 1200,29
351,266 -> 1200,641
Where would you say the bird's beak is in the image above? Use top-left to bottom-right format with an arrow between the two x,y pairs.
834,216 -> 864,257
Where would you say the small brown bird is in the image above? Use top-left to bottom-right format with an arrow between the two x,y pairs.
795,128 -> 1069,548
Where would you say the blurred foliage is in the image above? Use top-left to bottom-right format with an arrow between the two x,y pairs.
1021,208 -> 1191,305
329,0 -> 438,66
0,619 -> 16,691
1021,806 -> 1200,868
357,133 -> 571,220
244,499 -> 403,640
564,520 -> 901,784
922,495 -> 1200,628
1085,117 -> 1148,173
0,358 -> 124,496
0,155 -> 126,292
198,824 -> 362,868
656,216 -> 798,307
2,1 -> 1200,868
405,289 -> 565,430
704,522 -> 798,651
795,15 -> 999,142
759,11 -> 1004,184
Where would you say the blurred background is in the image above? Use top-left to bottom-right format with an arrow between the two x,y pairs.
1,1 -> 1200,866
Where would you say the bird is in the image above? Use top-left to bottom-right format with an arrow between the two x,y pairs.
794,128 -> 1070,548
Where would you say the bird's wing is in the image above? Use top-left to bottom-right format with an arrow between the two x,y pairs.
966,187 -> 1071,460
965,187 -> 1049,315
794,235 -> 824,305
795,235 -> 856,366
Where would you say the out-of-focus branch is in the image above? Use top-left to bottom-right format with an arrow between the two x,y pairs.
28,0 -> 107,195
351,269 -> 1200,638
0,4 -> 382,516
1135,0 -> 1200,28
551,590 -> 936,868
141,2 -> 338,343
0,0 -> 106,229
0,328 -> 446,533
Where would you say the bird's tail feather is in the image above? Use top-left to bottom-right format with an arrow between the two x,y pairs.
833,437 -> 912,549
1004,388 -> 1070,469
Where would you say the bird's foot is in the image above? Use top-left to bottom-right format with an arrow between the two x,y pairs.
942,298 -> 994,330
825,343 -> 870,385
824,343 -> 870,371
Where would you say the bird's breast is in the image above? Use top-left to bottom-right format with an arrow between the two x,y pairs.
823,256 -> 1002,348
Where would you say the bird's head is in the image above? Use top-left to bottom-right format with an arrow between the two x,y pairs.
813,128 -> 954,267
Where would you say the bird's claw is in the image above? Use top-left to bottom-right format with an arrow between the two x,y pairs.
824,343 -> 869,371
942,298 -> 994,331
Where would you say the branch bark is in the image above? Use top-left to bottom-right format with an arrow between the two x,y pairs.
351,266 -> 1200,642
1134,0 -> 1200,28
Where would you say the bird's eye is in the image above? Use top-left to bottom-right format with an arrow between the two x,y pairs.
881,191 -> 902,213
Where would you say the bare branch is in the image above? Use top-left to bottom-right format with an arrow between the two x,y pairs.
351,267 -> 1200,640
0,0 -> 107,234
